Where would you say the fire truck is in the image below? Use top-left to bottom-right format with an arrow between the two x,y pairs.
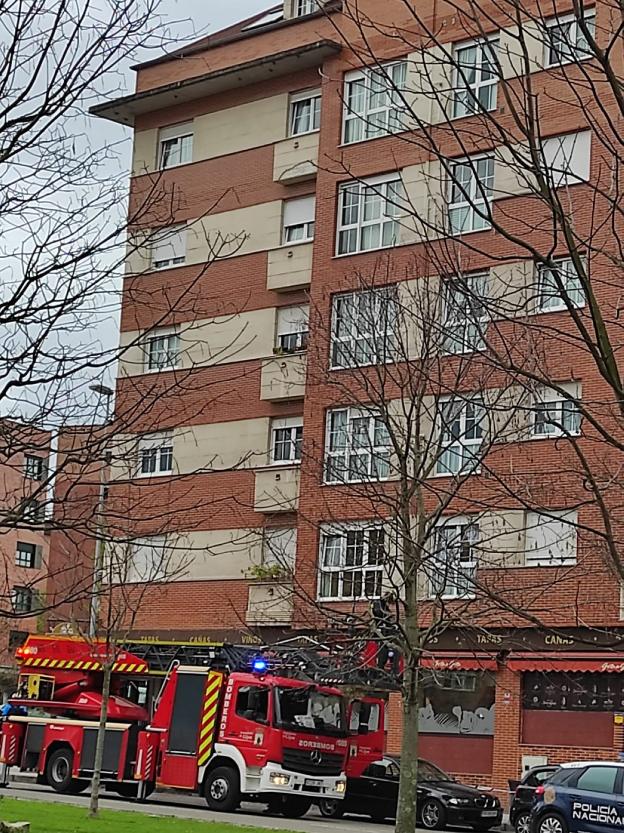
0,635 -> 355,817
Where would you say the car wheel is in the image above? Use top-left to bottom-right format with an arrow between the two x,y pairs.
420,798 -> 447,830
318,799 -> 344,818
203,766 -> 240,812
274,796 -> 312,818
537,813 -> 568,833
515,811 -> 531,833
46,748 -> 80,794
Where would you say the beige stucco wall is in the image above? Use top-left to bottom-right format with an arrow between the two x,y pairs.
132,129 -> 159,176
273,131 -> 319,183
187,202 -> 282,262
406,46 -> 453,126
267,242 -> 313,291
499,22 -> 546,78
401,161 -> 445,244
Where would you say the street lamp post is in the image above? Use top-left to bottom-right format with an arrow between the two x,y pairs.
88,383 -> 114,639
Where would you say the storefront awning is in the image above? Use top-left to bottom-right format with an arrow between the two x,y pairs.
420,653 -> 498,672
507,652 -> 624,673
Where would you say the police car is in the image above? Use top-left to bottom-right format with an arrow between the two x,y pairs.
530,760 -> 624,833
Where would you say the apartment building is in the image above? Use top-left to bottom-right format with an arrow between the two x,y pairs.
91,0 -> 624,792
0,425 -> 51,692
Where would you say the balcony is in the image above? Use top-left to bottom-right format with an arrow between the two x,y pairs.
254,465 -> 300,512
246,581 -> 293,626
260,352 -> 306,401
267,242 -> 313,292
273,132 -> 318,183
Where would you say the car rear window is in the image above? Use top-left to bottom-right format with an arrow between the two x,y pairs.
549,768 -> 580,785
575,766 -> 618,794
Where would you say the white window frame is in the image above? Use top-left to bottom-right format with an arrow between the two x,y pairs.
24,455 -> 45,481
275,305 -> 309,353
331,286 -> 398,369
429,516 -> 479,599
144,330 -> 180,372
22,499 -> 45,523
271,417 -> 303,464
283,196 -> 316,244
542,131 -> 591,187
289,89 -> 321,136
295,0 -> 317,16
442,273 -> 489,354
544,10 -> 596,67
337,174 -> 403,256
531,383 -> 581,438
15,542 -> 39,569
12,586 -> 35,614
158,123 -> 193,170
262,527 -> 297,570
343,61 -> 408,145
538,257 -> 586,311
436,397 -> 485,476
525,509 -> 578,566
137,433 -> 174,478
452,37 -> 500,119
317,524 -> 385,601
324,407 -> 392,484
151,225 -> 187,270
448,155 -> 494,235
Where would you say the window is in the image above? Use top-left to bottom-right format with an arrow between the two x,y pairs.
24,455 -> 45,481
575,766 -> 617,794
283,196 -> 315,244
442,273 -> 488,354
542,131 -> 591,187
453,39 -> 499,119
15,542 -> 39,569
331,287 -> 398,368
262,527 -> 297,569
158,122 -> 193,169
545,10 -> 596,67
289,89 -> 321,136
337,175 -> 403,255
271,417 -> 303,463
437,398 -> 485,475
525,509 -> 578,566
12,587 -> 35,614
318,525 -> 385,600
295,0 -> 317,15
448,156 -> 494,235
343,61 -> 407,144
437,671 -> 477,691
22,499 -> 45,523
145,331 -> 179,371
235,685 -> 269,723
276,305 -> 309,352
129,536 -> 167,582
430,517 -> 479,599
151,225 -> 187,270
325,407 -> 391,483
538,257 -> 585,310
532,383 -> 581,437
138,433 -> 174,477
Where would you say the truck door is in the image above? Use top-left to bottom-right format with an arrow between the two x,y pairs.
348,698 -> 385,779
159,669 -> 208,790
220,680 -> 270,770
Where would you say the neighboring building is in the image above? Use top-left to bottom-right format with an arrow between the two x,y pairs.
90,0 -> 624,794
0,423 -> 51,693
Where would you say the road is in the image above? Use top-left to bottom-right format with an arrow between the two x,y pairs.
0,781 -> 505,833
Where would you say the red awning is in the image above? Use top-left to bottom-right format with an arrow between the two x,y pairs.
420,653 -> 498,672
507,652 -> 624,673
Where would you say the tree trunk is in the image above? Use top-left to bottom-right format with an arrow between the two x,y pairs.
88,661 -> 112,817
395,657 -> 420,833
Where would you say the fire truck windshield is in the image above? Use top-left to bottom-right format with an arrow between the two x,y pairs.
275,686 -> 345,736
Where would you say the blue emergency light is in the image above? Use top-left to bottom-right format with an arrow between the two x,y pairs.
252,658 -> 268,673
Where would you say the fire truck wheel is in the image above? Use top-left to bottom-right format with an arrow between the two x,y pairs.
46,747 -> 80,794
318,799 -> 345,818
203,766 -> 241,812
276,796 -> 313,818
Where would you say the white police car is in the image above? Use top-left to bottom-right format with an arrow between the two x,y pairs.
530,761 -> 624,833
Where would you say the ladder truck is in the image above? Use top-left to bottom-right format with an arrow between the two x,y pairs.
0,635 -> 350,817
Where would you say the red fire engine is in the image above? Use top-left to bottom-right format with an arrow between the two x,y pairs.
0,635 -> 353,817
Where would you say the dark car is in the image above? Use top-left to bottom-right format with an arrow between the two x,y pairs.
509,766 -> 560,833
530,760 -> 624,833
319,756 -> 503,829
